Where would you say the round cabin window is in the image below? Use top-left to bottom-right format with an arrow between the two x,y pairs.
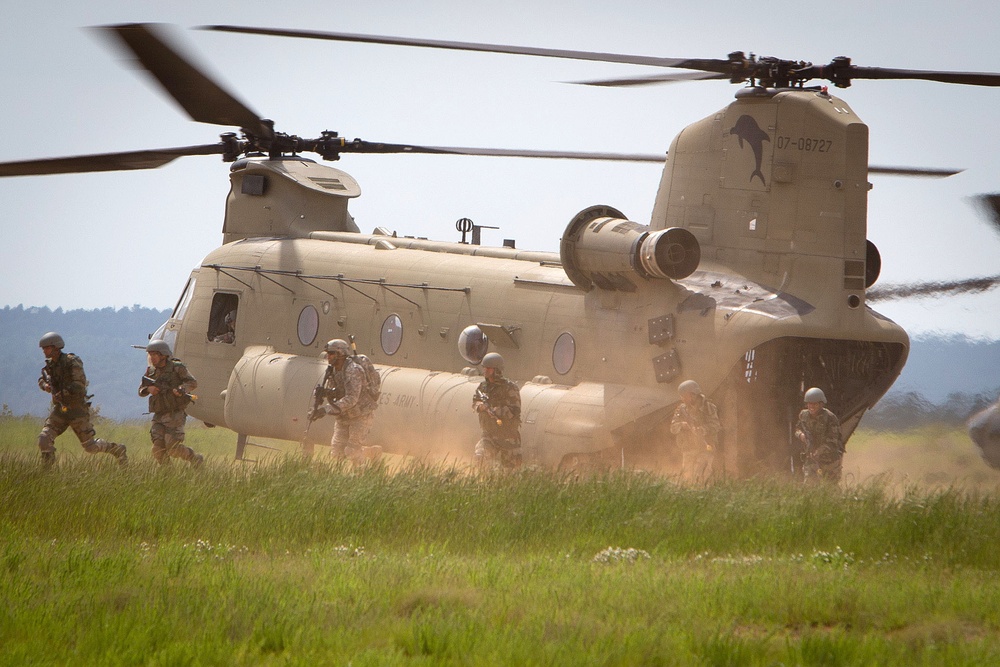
552,332 -> 576,375
381,314 -> 403,355
297,305 -> 319,346
458,325 -> 490,364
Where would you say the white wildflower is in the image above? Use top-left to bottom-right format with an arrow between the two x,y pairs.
592,546 -> 651,564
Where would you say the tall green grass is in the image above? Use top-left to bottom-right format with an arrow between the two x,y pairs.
2,418 -> 1000,664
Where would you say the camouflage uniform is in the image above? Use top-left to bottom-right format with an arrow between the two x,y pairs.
669,395 -> 720,482
212,330 -> 234,344
139,358 -> 201,465
473,377 -> 522,468
796,407 -> 844,482
323,357 -> 379,458
212,311 -> 237,343
37,351 -> 127,465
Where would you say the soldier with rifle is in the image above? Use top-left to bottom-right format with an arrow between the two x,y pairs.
471,352 -> 522,469
795,387 -> 844,483
669,379 -> 720,483
35,331 -> 128,467
306,338 -> 381,462
139,339 -> 203,467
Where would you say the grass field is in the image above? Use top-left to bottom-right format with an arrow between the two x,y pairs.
2,417 -> 1000,665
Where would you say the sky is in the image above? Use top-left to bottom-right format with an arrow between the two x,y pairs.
1,0 -> 998,339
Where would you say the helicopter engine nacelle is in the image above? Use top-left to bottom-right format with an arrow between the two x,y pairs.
560,205 -> 700,291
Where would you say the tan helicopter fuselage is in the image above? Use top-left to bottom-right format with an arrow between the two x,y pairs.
154,87 -> 908,474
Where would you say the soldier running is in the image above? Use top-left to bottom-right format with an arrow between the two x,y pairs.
795,387 -> 844,483
669,379 -> 720,482
35,332 -> 128,467
471,352 -> 522,469
139,339 -> 203,467
308,339 -> 381,462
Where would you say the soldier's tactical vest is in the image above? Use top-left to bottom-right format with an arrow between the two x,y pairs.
477,378 -> 522,444
798,408 -> 844,454
147,359 -> 192,415
46,352 -> 89,417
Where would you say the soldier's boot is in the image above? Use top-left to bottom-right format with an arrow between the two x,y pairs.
41,451 -> 56,468
109,443 -> 128,467
360,445 -> 383,461
191,453 -> 205,468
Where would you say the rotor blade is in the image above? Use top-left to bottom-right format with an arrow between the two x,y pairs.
0,144 -> 225,177
867,275 -> 1000,302
201,27 -> 1000,90
101,23 -> 272,138
337,140 -> 958,175
572,71 -> 731,87
200,25 -> 723,70
849,66 -> 1000,87
336,141 -> 669,162
868,165 -> 963,178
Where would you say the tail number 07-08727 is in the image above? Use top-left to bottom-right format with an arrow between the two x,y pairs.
775,136 -> 833,152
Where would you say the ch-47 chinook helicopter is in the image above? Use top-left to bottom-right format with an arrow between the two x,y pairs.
3,23 -> 1000,474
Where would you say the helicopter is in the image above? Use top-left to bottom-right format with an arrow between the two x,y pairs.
3,23 -> 1000,474
969,398 -> 1000,468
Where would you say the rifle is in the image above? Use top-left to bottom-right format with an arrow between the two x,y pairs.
302,365 -> 335,442
675,403 -> 712,449
796,425 -> 814,463
474,388 -> 503,426
39,368 -> 68,413
141,375 -> 197,402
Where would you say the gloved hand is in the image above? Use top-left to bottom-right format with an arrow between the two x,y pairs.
307,407 -> 324,422
325,403 -> 342,416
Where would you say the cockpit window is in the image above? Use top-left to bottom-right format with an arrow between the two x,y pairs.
172,275 -> 196,320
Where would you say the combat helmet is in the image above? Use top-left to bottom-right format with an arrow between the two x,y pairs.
324,339 -> 351,356
678,379 -> 702,396
804,387 -> 827,403
481,352 -> 504,371
39,332 -> 65,349
147,340 -> 172,356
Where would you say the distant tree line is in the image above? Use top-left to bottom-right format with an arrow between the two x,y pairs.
862,389 -> 999,430
0,305 -> 170,421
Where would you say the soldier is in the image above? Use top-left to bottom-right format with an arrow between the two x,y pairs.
212,310 -> 237,344
35,332 -> 128,467
139,339 -> 203,467
795,387 -> 844,483
669,379 -> 720,482
471,352 -> 522,469
308,339 -> 381,462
